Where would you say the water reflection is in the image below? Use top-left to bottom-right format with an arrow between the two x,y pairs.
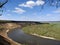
8,28 -> 60,45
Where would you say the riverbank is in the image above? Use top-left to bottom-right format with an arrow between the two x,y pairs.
8,28 -> 60,45
22,23 -> 60,40
32,33 -> 55,40
0,23 -> 22,45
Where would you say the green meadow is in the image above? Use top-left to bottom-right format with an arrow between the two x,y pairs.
22,22 -> 60,40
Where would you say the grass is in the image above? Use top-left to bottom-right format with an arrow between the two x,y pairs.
22,23 -> 60,40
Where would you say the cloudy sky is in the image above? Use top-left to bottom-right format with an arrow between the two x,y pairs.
0,0 -> 60,21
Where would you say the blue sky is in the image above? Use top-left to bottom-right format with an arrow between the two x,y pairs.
0,0 -> 60,21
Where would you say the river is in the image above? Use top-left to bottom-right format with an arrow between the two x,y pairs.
8,28 -> 60,45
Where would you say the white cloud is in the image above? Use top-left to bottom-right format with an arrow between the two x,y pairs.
26,1 -> 36,8
13,7 -> 26,14
19,0 -> 45,8
53,8 -> 60,13
36,0 -> 45,5
19,1 -> 35,8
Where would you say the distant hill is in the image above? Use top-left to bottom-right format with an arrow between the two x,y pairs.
0,20 -> 49,24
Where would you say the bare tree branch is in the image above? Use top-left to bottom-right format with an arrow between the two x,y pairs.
0,0 -> 8,8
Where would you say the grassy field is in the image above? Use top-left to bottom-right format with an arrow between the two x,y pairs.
22,22 -> 60,40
